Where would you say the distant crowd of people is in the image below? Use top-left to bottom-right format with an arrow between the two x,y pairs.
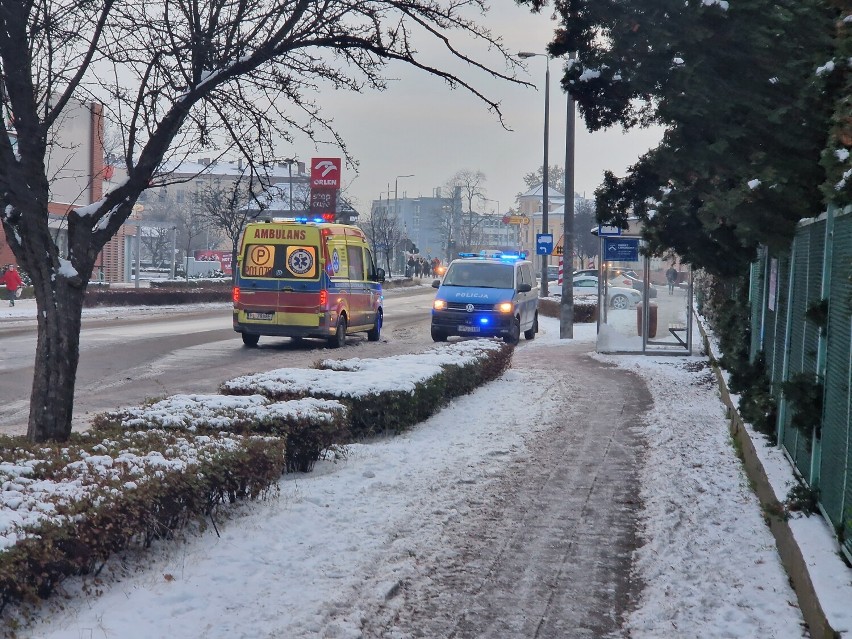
406,256 -> 441,279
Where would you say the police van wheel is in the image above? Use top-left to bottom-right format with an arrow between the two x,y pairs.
431,327 -> 447,342
524,313 -> 538,340
329,317 -> 347,348
367,311 -> 382,342
504,317 -> 521,345
241,333 -> 260,347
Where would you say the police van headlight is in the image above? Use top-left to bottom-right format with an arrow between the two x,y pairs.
433,299 -> 447,311
494,302 -> 514,313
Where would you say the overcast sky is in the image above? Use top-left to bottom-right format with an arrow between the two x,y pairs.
302,2 -> 664,216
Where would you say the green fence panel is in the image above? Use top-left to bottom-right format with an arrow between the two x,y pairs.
763,255 -> 787,390
750,249 -> 766,361
774,252 -> 812,468
820,211 -> 852,554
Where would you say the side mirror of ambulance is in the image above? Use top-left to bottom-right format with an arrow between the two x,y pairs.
432,279 -> 441,288
375,268 -> 386,282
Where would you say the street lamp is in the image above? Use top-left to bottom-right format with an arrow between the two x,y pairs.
561,52 -> 577,339
518,51 -> 550,297
394,174 -> 414,218
279,158 -> 298,213
481,197 -> 502,245
394,175 -> 414,271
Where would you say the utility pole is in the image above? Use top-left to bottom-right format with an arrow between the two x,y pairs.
561,53 -> 576,339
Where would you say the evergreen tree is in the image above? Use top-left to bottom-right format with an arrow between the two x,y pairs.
520,0 -> 838,275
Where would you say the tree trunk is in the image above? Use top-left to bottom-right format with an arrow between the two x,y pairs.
27,278 -> 86,442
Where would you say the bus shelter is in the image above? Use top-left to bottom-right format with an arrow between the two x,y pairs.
593,227 -> 693,355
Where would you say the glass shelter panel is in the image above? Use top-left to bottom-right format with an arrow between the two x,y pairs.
595,235 -> 692,354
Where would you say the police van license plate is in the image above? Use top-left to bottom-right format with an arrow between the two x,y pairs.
246,312 -> 274,321
458,325 -> 479,333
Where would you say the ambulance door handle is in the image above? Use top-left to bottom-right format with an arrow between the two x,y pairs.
281,286 -> 294,292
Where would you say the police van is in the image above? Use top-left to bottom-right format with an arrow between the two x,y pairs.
233,218 -> 385,348
430,252 -> 539,344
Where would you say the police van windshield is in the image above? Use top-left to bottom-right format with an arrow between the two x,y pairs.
241,243 -> 321,279
442,262 -> 514,289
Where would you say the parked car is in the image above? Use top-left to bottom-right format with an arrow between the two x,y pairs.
609,270 -> 658,298
546,264 -> 560,282
573,268 -> 600,278
571,276 -> 643,309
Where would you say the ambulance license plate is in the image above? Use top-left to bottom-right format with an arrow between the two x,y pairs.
246,312 -> 274,321
458,325 -> 479,333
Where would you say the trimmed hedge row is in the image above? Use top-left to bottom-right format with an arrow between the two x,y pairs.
538,297 -> 597,323
221,339 -> 514,438
0,431 -> 285,621
83,286 -> 231,307
93,394 -> 349,473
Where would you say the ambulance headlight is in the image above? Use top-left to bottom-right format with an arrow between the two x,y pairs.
433,299 -> 447,311
494,302 -> 514,313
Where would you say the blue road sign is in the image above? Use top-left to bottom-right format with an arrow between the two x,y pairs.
604,237 -> 639,261
536,233 -> 553,255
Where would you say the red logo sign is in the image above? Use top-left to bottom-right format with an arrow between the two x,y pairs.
310,158 -> 341,188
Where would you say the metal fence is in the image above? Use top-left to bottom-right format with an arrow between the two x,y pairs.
750,207 -> 852,560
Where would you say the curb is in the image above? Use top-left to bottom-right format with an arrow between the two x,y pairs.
696,314 -> 840,639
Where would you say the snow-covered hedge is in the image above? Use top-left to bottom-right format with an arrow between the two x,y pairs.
92,394 -> 349,473
221,339 -> 513,437
0,430 -> 285,617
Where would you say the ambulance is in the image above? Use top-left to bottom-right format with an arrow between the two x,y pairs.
233,218 -> 385,348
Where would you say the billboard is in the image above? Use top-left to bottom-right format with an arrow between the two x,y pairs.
194,249 -> 232,275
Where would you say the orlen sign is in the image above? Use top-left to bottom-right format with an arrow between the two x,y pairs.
310,157 -> 341,189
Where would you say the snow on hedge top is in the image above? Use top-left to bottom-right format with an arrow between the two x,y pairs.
224,340 -> 504,398
0,431 -> 271,552
224,362 -> 445,398
319,338 -> 504,372
102,394 -> 347,431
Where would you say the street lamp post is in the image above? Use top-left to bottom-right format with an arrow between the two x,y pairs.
481,197 -> 501,246
395,174 -> 414,272
518,51 -> 550,297
561,53 -> 577,339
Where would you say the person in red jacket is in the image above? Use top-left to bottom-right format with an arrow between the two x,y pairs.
1,264 -> 23,307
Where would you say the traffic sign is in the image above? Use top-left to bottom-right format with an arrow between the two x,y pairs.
502,215 -> 530,225
536,233 -> 553,255
598,225 -> 622,236
604,237 -> 639,261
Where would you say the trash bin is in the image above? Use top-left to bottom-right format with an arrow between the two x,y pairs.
636,302 -> 657,337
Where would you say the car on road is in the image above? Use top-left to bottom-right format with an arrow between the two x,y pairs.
431,252 -> 538,344
609,269 -> 658,298
571,276 -> 643,309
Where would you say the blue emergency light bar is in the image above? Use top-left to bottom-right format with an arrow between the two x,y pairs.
457,251 -> 527,261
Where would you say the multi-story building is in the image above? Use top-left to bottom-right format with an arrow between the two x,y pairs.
368,188 -> 462,269
1,99 -> 122,280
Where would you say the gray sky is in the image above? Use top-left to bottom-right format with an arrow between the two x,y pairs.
307,2 -> 664,215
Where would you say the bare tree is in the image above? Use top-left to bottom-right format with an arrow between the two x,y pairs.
196,171 -> 262,280
446,169 -> 487,251
362,206 -> 404,276
0,0 -> 527,441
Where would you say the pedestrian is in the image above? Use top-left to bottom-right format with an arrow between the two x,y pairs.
414,258 -> 422,278
666,264 -> 678,295
1,264 -> 24,307
406,256 -> 415,278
